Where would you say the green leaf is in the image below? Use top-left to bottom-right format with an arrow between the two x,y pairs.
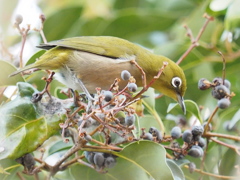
48,140 -> 74,156
167,100 -> 203,124
70,141 -> 174,180
0,82 -> 64,160
44,7 -> 83,41
26,50 -> 46,66
0,60 -> 25,87
219,148 -> 240,176
166,159 -> 185,180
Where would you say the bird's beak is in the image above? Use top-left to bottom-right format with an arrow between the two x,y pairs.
177,94 -> 186,114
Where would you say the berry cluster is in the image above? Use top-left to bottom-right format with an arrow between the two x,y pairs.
85,151 -> 117,170
198,77 -> 233,109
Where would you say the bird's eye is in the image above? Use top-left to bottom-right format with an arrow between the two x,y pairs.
171,77 -> 182,88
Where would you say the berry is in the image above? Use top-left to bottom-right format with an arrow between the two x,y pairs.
93,153 -> 105,168
188,162 -> 196,173
104,156 -> 117,168
223,79 -> 231,89
121,70 -> 131,81
202,122 -> 212,132
212,77 -> 223,86
141,132 -> 153,141
31,92 -> 42,103
149,127 -> 162,141
127,83 -> 137,92
188,145 -> 204,158
191,126 -> 204,136
16,153 -> 35,171
198,78 -> 212,90
15,14 -> 23,24
198,137 -> 206,148
182,130 -> 192,143
102,90 -> 113,102
211,85 -> 230,100
218,98 -> 231,109
85,151 -> 95,164
171,126 -> 182,139
125,114 -> 135,126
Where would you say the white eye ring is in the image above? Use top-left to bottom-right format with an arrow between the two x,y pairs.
171,77 -> 182,88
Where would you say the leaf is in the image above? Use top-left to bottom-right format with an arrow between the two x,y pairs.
25,50 -> 46,66
0,82 -> 65,160
167,100 -> 203,124
48,140 -> 74,156
228,109 -> 240,130
70,141 -> 174,180
166,159 -> 185,180
219,148 -> 240,176
0,60 -> 25,87
44,7 -> 83,41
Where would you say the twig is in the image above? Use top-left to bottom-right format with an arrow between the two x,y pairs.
177,14 -> 214,65
204,132 -> 240,141
203,106 -> 218,134
184,165 -> 238,179
210,138 -> 240,155
218,51 -> 226,85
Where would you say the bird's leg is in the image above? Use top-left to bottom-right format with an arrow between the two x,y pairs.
130,60 -> 147,89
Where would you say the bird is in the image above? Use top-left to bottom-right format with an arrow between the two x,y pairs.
9,36 -> 187,113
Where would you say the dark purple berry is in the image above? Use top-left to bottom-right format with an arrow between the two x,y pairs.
212,77 -> 223,86
121,70 -> 131,81
149,127 -> 162,141
211,85 -> 230,100
182,130 -> 192,143
104,156 -> 117,168
198,137 -> 206,149
85,151 -> 95,164
16,153 -> 35,171
188,145 -> 204,158
202,122 -> 212,131
223,79 -> 231,89
191,126 -> 204,136
125,114 -> 135,126
218,98 -> 231,109
31,92 -> 42,103
93,153 -> 105,168
127,83 -> 137,92
171,126 -> 181,139
102,90 -> 113,102
198,78 -> 212,90
141,132 -> 153,141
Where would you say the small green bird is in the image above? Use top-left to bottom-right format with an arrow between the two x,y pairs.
10,36 -> 187,112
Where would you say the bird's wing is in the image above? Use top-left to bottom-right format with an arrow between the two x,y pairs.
37,36 -> 140,59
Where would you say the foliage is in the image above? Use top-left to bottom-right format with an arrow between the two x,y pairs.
0,0 -> 240,179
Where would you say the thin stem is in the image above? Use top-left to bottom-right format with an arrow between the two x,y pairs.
184,165 -> 238,179
210,138 -> 240,155
204,132 -> 240,141
218,51 -> 226,85
177,14 -> 214,65
203,106 -> 218,134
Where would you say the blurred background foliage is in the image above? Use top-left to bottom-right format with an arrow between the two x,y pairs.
1,0 -> 240,179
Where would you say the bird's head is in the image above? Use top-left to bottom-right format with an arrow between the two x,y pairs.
149,57 -> 187,114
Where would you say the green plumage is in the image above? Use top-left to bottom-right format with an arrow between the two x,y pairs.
9,36 -> 187,111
